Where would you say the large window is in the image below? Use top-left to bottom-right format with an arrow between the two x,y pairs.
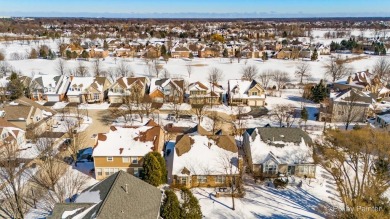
96,168 -> 102,176
94,93 -> 99,100
215,175 -> 226,184
177,176 -> 188,185
122,157 -> 130,163
197,175 -> 207,184
105,168 -> 118,176
264,162 -> 277,175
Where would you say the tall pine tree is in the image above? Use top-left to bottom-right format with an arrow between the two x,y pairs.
160,190 -> 181,219
310,80 -> 328,103
151,151 -> 167,183
142,152 -> 162,186
311,48 -> 318,61
180,188 -> 202,219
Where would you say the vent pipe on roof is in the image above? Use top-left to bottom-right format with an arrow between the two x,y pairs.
125,183 -> 128,193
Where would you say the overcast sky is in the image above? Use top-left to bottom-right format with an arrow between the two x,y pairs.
0,0 -> 389,18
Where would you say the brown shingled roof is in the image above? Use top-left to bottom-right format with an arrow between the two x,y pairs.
175,134 -> 194,156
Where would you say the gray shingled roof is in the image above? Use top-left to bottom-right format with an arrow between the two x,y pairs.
50,171 -> 162,219
252,127 -> 312,146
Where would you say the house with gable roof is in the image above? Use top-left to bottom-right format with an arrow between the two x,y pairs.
67,76 -> 111,103
48,171 -> 162,219
0,118 -> 25,149
242,127 -> 315,179
333,70 -> 384,94
30,75 -> 71,102
166,134 -> 239,188
108,77 -> 150,104
227,79 -> 266,106
92,120 -> 164,181
149,78 -> 185,103
188,81 -> 220,105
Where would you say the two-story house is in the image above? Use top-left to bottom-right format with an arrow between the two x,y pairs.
318,88 -> 374,123
92,120 -> 164,181
188,81 -> 220,105
166,134 -> 239,188
243,127 -> 315,179
108,77 -> 150,104
228,79 -> 266,106
67,77 -> 111,103
149,78 -> 185,103
30,75 -> 71,102
0,118 -> 25,148
0,97 -> 56,136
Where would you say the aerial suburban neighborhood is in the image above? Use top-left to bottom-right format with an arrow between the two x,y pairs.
0,1 -> 390,218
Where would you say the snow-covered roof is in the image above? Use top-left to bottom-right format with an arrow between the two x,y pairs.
67,77 -> 96,95
246,128 -> 313,165
92,126 -> 155,157
228,79 -> 265,99
378,114 -> 390,123
169,135 -> 239,176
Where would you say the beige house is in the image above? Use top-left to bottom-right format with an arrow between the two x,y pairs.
167,134 -> 240,188
188,81 -> 220,105
67,77 -> 111,103
149,78 -> 185,103
0,97 -> 56,136
171,46 -> 191,58
243,127 -> 315,179
228,79 -> 266,106
319,89 -> 374,123
92,120 -> 164,181
108,77 -> 149,104
0,118 -> 26,149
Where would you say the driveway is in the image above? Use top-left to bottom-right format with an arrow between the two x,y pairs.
82,109 -> 113,148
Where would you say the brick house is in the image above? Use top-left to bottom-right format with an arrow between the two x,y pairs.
92,120 -> 164,181
243,127 -> 315,179
166,134 -> 240,188
149,78 -> 185,103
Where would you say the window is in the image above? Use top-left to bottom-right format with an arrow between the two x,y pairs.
131,157 -> 138,164
338,111 -> 344,116
107,156 -> 113,162
178,176 -> 187,185
96,168 -> 102,176
122,157 -> 130,163
1,133 -> 7,139
197,175 -> 207,184
94,93 -> 99,100
252,92 -> 258,96
104,168 -> 110,176
264,162 -> 277,175
215,175 -> 226,184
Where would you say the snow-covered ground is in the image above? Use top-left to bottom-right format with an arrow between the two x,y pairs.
193,167 -> 341,219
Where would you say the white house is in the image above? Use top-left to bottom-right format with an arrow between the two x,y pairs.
228,79 -> 266,106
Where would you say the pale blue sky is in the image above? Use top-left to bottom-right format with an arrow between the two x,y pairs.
0,0 -> 389,17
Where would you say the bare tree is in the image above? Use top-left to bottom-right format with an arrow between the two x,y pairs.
295,62 -> 311,84
92,58 -> 103,77
373,57 -> 390,84
0,141 -> 31,218
207,67 -> 223,95
56,58 -> 67,75
186,63 -> 193,78
116,61 -> 133,77
315,128 -> 390,218
271,104 -> 297,127
150,60 -> 162,77
338,89 -> 366,130
258,70 -> 272,89
75,62 -> 89,77
106,67 -> 120,83
272,70 -> 290,94
208,111 -> 222,134
240,65 -> 258,81
160,68 -> 170,79
192,103 -> 206,126
323,57 -> 351,82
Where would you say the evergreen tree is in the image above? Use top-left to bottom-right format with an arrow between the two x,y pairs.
311,48 -> 318,61
160,190 -> 181,219
142,152 -> 162,186
150,151 -> 167,183
7,72 -> 24,100
71,51 -> 78,59
180,188 -> 202,219
310,80 -> 328,103
161,44 -> 167,56
262,51 -> 268,61
301,107 -> 309,126
189,53 -> 194,59
66,50 -> 72,59
222,48 -> 229,58
103,40 -> 109,50
81,50 -> 90,59
282,31 -> 288,38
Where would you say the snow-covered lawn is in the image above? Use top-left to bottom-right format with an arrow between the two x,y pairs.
193,167 -> 341,219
